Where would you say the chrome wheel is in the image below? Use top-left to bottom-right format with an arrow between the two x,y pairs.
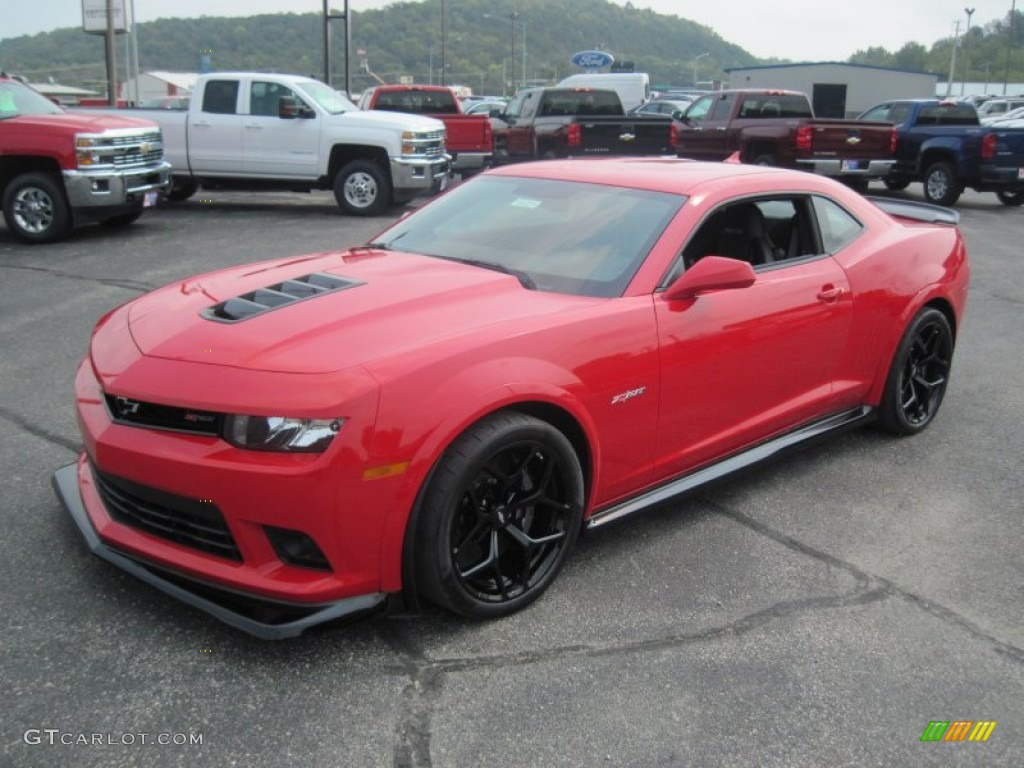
343,171 -> 378,210
12,185 -> 56,234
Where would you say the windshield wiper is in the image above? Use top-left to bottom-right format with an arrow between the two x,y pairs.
439,256 -> 537,290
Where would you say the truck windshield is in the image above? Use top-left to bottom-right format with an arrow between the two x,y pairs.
297,81 -> 357,115
0,81 -> 65,119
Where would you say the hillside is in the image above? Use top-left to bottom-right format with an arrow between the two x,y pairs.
0,0 -> 755,93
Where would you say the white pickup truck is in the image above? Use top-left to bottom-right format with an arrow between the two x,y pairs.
123,73 -> 450,216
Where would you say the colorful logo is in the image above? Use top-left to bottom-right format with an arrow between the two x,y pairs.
920,721 -> 997,742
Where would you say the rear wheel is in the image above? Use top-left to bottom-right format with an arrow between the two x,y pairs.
884,177 -> 911,191
750,152 -> 776,166
996,190 -> 1024,206
877,308 -> 954,436
922,162 -> 962,206
2,172 -> 71,244
415,412 -> 585,618
333,160 -> 391,216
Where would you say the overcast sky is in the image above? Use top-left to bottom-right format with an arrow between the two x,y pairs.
3,1 -> 1016,61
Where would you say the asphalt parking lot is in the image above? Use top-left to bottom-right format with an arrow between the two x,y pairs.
1,182 -> 1022,768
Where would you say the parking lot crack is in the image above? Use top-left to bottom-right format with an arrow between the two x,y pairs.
0,405 -> 80,453
392,666 -> 441,768
0,263 -> 156,293
708,501 -> 1024,666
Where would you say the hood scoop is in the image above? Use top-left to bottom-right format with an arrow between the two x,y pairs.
201,272 -> 365,323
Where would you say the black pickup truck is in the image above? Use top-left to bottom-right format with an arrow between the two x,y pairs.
858,99 -> 1024,206
490,87 -> 674,163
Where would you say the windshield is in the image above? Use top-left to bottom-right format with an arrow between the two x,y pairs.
0,80 -> 65,119
371,175 -> 685,298
297,81 -> 357,114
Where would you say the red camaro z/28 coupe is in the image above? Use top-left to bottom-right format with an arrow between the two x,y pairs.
54,159 -> 969,638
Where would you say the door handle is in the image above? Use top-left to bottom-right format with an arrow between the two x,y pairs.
192,120 -> 211,128
244,122 -> 264,130
817,285 -> 844,302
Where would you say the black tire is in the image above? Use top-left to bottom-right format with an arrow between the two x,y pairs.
101,210 -> 143,228
877,308 -> 954,436
750,153 -> 776,166
922,162 -> 962,207
884,177 -> 911,191
415,411 -> 585,618
333,160 -> 391,216
843,178 -> 870,194
996,190 -> 1024,206
2,172 -> 72,244
167,180 -> 198,202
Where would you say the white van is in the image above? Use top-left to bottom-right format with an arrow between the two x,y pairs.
556,73 -> 650,112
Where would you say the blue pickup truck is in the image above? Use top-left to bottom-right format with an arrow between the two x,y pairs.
858,99 -> 1024,206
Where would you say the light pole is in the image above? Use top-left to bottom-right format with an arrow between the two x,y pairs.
693,52 -> 709,88
1005,0 -> 1017,95
484,13 -> 526,95
962,7 -> 975,95
946,19 -> 961,97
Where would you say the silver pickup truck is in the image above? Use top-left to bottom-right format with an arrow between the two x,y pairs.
115,73 -> 450,216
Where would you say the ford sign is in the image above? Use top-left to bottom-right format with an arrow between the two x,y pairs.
571,50 -> 615,69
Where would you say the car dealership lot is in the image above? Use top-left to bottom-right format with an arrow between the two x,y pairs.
1,186 -> 1022,767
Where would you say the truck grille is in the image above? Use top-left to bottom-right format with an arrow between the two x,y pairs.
79,130 -> 165,169
92,466 -> 242,562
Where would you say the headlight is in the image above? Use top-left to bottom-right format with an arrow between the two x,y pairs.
76,136 -> 101,167
224,415 -> 344,453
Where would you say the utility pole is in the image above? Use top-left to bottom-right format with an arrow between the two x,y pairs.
962,8 -> 975,95
946,19 -> 961,97
1005,0 -> 1017,95
322,0 -> 351,94
510,13 -> 518,93
104,0 -> 118,105
440,0 -> 447,86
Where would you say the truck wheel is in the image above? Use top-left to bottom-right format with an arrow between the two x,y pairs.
2,172 -> 72,244
996,190 -> 1024,206
750,153 -> 776,166
333,160 -> 391,216
167,181 -> 198,202
884,178 -> 911,191
922,162 -> 962,207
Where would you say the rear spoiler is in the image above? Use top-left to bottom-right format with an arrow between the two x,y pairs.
866,196 -> 960,226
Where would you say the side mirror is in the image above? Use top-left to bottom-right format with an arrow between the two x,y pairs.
279,96 -> 298,119
661,256 -> 756,302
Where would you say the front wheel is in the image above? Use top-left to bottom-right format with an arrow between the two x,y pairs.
996,190 -> 1024,206
415,411 -> 585,618
877,308 -> 954,436
2,172 -> 72,244
333,160 -> 391,216
922,162 -> 962,207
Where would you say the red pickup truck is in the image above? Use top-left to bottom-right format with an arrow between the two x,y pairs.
1,74 -> 171,243
674,89 -> 896,187
359,85 -> 492,175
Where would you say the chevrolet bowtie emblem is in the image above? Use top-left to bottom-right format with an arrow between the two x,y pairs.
619,132 -> 636,142
846,136 -> 862,145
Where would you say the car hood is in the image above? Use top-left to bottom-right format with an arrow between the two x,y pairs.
11,112 -> 160,132
126,250 -> 596,374
338,109 -> 445,134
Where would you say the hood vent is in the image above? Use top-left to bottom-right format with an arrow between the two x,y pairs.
202,272 -> 364,323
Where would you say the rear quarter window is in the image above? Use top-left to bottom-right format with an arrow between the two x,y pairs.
812,196 -> 863,252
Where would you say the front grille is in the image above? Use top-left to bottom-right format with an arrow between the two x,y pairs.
92,466 -> 242,562
86,131 -> 165,169
202,271 -> 364,323
104,393 -> 223,436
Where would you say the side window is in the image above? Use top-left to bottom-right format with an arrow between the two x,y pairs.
202,80 -> 239,115
812,196 -> 863,252
249,81 -> 304,116
504,91 -> 527,118
860,104 -> 890,122
684,95 -> 714,121
710,92 -> 737,120
666,196 -> 819,285
519,92 -> 539,120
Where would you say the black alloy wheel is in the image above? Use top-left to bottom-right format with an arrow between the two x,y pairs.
416,412 -> 584,618
878,308 -> 954,435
